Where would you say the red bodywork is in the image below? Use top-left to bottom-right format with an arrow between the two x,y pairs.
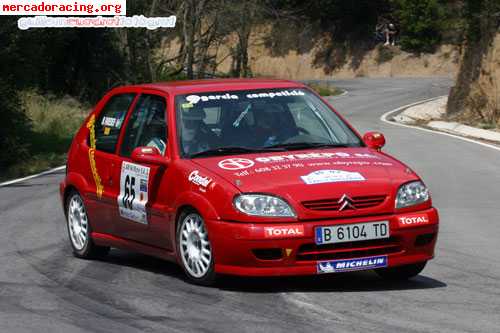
60,79 -> 438,277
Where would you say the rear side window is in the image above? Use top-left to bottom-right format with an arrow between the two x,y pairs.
94,93 -> 135,153
120,94 -> 167,157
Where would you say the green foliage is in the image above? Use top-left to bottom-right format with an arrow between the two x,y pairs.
393,0 -> 445,53
0,91 -> 88,179
307,82 -> 342,96
375,45 -> 398,64
0,82 -> 31,171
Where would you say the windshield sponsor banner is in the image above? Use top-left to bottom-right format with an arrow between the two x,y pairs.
317,255 -> 388,274
185,90 -> 305,105
397,213 -> 430,228
301,169 -> 365,185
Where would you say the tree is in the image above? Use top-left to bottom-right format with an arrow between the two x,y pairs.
393,0 -> 445,53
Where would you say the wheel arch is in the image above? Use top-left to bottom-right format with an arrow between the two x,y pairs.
62,172 -> 90,216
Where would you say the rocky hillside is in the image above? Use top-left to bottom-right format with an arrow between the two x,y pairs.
447,33 -> 500,128
447,0 -> 499,129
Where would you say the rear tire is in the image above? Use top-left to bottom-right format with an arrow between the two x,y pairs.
375,261 -> 427,280
66,191 -> 110,259
176,209 -> 217,286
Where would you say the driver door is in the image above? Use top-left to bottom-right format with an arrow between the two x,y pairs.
112,93 -> 173,249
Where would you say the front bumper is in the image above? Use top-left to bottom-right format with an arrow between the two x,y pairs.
207,208 -> 438,276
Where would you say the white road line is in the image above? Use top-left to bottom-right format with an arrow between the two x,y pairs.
380,96 -> 500,153
0,165 -> 66,187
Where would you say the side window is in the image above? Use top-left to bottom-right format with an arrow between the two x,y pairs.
120,94 -> 167,157
94,93 -> 135,153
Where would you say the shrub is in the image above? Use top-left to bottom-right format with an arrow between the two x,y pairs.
394,0 -> 445,53
0,82 -> 31,171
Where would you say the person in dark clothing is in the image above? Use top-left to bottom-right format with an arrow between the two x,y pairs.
384,23 -> 397,46
179,107 -> 218,156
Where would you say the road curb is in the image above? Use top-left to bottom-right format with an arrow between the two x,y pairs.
381,96 -> 500,153
0,165 -> 66,188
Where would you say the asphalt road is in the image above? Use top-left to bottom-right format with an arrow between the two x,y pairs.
2,78 -> 500,333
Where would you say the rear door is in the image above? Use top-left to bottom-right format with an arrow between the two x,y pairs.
84,92 -> 137,235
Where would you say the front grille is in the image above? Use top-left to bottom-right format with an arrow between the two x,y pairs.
296,237 -> 402,261
302,195 -> 386,211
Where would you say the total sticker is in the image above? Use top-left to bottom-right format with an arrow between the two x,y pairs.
117,161 -> 150,224
264,225 -> 304,238
397,214 -> 430,228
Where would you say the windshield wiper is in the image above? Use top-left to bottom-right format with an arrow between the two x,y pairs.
189,146 -> 285,158
265,142 -> 353,151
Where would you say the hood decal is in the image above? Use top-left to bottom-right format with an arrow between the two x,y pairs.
300,169 -> 365,185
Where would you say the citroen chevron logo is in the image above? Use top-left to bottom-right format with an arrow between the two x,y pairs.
338,194 -> 356,211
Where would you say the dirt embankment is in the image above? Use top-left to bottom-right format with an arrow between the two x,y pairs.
159,25 -> 460,80
447,33 -> 500,128
226,43 -> 459,80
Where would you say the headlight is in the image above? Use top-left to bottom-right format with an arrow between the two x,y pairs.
395,181 -> 429,209
234,194 -> 296,217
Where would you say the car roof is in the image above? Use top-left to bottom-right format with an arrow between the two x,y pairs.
128,78 -> 306,95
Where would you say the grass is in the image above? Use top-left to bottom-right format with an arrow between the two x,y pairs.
0,91 -> 89,182
1,83 -> 341,183
307,82 -> 343,96
375,44 -> 398,64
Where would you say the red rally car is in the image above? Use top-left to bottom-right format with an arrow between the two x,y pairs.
60,79 -> 438,285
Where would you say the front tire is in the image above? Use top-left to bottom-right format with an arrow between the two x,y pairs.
66,191 -> 109,259
177,210 -> 216,285
375,261 -> 427,280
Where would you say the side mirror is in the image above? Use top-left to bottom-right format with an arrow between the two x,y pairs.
363,132 -> 386,150
131,146 -> 169,167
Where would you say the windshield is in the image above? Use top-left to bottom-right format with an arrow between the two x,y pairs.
175,88 -> 363,158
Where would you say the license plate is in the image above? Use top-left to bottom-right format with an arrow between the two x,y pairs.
315,221 -> 389,245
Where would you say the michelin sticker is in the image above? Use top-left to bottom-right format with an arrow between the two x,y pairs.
117,161 -> 150,224
301,169 -> 365,185
317,255 -> 388,274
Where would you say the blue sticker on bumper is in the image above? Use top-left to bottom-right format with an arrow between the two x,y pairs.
315,227 -> 323,244
317,255 -> 388,274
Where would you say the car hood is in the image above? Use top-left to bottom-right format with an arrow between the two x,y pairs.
191,148 -> 419,218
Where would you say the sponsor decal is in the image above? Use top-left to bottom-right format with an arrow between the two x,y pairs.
188,170 -> 213,188
246,90 -> 305,99
86,114 -> 104,198
117,161 -> 150,224
317,255 -> 388,274
218,153 -> 379,171
101,116 -> 118,127
186,93 -> 239,105
398,213 -> 429,227
264,225 -> 304,238
218,158 -> 255,170
301,169 -> 365,185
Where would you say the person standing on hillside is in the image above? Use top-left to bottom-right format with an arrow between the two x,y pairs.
384,23 -> 397,46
